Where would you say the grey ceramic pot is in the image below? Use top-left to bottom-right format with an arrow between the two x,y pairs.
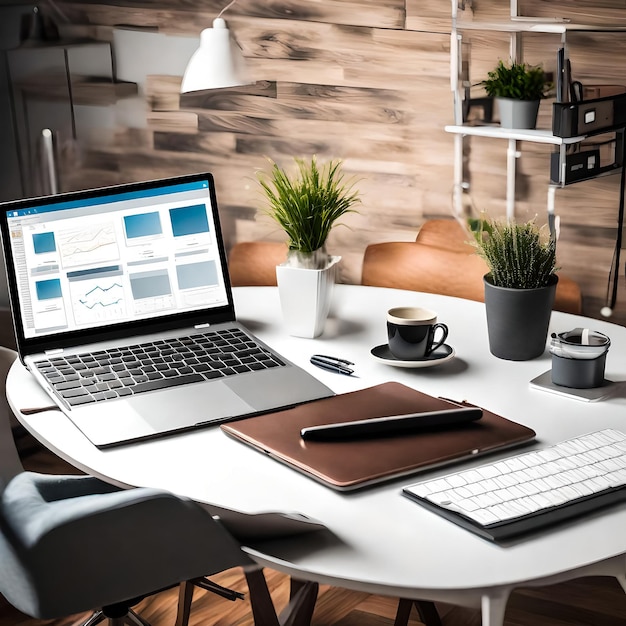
483,274 -> 557,361
497,97 -> 540,129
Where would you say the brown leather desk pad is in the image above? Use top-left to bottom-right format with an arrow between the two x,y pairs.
221,382 -> 536,491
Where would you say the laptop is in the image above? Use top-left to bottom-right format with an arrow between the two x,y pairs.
0,172 -> 333,447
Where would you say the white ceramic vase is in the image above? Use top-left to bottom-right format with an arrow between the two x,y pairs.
276,256 -> 341,338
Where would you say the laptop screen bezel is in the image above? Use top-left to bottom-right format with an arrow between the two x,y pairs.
0,172 -> 236,359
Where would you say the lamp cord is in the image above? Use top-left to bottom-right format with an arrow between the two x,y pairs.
217,0 -> 238,19
604,132 -> 626,316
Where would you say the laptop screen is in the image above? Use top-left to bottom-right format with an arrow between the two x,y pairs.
2,174 -> 232,346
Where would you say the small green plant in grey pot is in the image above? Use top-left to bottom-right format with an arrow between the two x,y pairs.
480,59 -> 552,129
471,216 -> 558,360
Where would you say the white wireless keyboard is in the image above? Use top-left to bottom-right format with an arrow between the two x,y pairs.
403,429 -> 626,541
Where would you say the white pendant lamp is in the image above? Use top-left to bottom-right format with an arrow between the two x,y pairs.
180,8 -> 251,93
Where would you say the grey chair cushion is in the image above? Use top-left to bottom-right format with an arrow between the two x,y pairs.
0,472 -> 252,619
0,347 -> 20,490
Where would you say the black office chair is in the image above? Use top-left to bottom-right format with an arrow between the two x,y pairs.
0,307 -> 34,457
0,346 -> 319,626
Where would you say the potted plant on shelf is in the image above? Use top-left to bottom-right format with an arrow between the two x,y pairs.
257,155 -> 361,338
470,216 -> 558,360
479,59 -> 552,129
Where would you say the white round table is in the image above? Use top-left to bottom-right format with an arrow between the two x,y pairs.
9,285 -> 626,626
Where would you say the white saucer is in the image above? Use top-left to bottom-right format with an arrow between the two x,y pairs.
370,343 -> 456,368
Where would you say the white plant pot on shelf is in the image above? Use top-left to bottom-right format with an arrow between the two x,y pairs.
276,256 -> 341,338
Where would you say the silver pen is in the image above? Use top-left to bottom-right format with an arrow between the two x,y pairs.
310,354 -> 355,376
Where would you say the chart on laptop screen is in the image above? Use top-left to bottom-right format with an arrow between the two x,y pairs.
5,179 -> 229,339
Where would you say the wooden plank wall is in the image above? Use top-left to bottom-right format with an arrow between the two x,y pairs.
51,0 -> 626,324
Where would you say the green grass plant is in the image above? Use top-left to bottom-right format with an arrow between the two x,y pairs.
470,217 -> 557,289
480,60 -> 551,101
257,156 -> 360,257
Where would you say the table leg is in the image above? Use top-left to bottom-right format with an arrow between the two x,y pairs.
281,578 -> 319,626
290,578 -> 307,599
394,599 -> 412,626
394,599 -> 441,626
243,566 -> 281,626
481,591 -> 509,626
244,567 -> 319,626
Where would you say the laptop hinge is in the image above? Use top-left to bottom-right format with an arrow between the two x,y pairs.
44,348 -> 64,355
194,323 -> 211,329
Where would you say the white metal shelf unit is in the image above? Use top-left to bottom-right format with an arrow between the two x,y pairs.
448,0 -> 626,220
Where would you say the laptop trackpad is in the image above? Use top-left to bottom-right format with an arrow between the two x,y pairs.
129,380 -> 255,430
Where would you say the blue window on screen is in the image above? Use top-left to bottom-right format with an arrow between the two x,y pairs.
33,232 -> 56,254
169,205 -> 210,237
124,212 -> 163,238
36,279 -> 62,300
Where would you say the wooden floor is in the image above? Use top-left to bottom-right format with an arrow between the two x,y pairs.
4,432 -> 626,626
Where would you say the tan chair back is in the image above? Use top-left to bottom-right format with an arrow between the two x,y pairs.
362,219 -> 583,315
228,242 -> 287,287
362,241 -> 488,302
414,218 -> 475,252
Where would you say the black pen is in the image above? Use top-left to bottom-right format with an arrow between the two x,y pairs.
300,407 -> 483,441
310,354 -> 354,376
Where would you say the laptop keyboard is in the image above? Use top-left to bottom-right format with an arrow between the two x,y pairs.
34,328 -> 285,408
403,429 -> 626,541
